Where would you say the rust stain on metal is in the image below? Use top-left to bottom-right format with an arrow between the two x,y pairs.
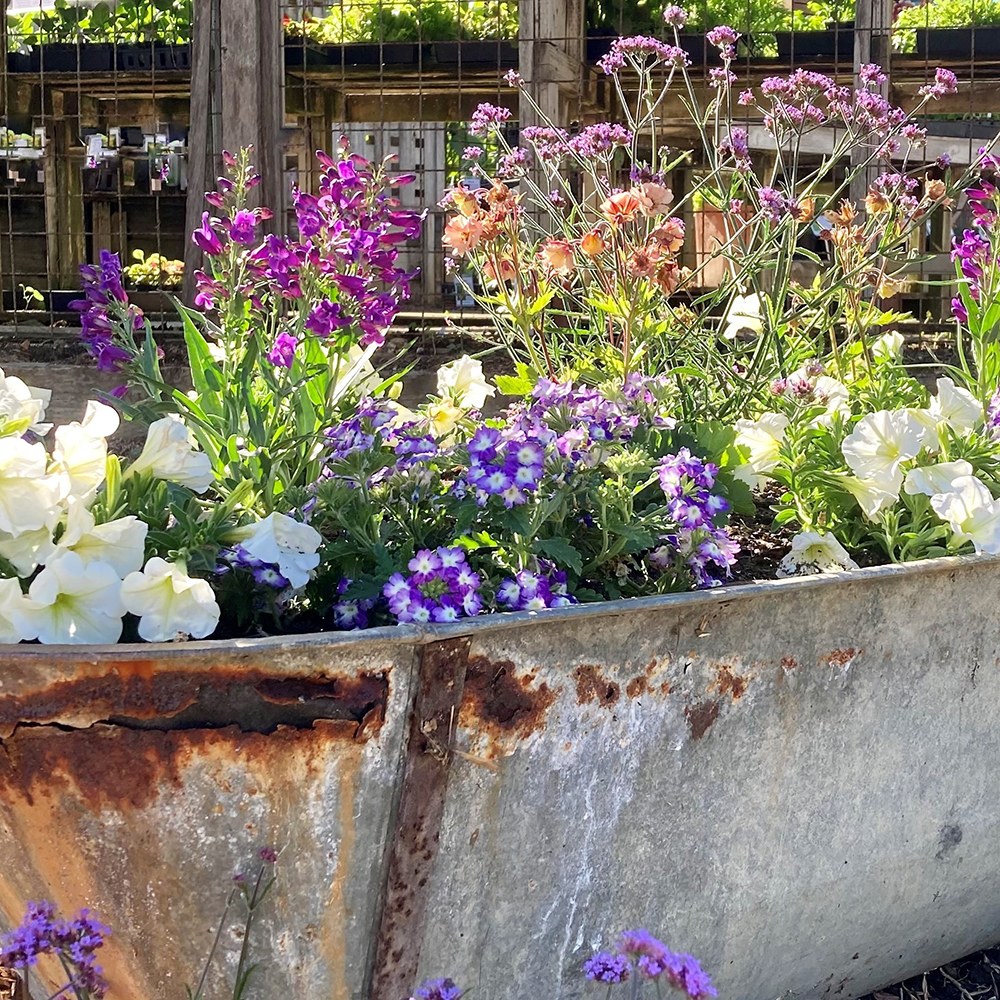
820,648 -> 860,669
711,663 -> 748,701
781,656 -> 798,671
625,675 -> 649,698
574,665 -> 620,707
0,720 -> 355,811
369,636 -> 472,1000
460,656 -> 557,744
0,664 -> 388,738
685,700 -> 720,740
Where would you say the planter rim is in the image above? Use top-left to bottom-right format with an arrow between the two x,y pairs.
0,550 -> 994,658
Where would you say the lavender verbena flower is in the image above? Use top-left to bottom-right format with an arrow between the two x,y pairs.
470,102 -> 513,136
858,63 -> 887,87
662,4 -> 688,28
756,186 -> 788,223
384,548 -> 483,624
462,146 -> 483,160
706,24 -> 740,53
497,146 -> 531,178
568,123 -> 633,158
504,69 -> 522,87
521,126 -> 570,161
414,978 -> 463,1000
987,388 -> 1000,440
656,449 -> 739,588
709,67 -> 737,89
259,846 -> 278,863
919,67 -> 958,99
1,902 -> 110,999
496,565 -> 576,611
597,36 -> 688,75
583,951 -> 630,983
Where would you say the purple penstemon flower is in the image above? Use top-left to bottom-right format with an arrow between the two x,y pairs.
266,331 -> 298,369
192,211 -> 225,255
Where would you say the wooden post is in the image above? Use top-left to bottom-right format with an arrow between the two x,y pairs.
183,0 -> 282,304
519,0 -> 585,131
43,90 -> 86,288
850,0 -> 893,209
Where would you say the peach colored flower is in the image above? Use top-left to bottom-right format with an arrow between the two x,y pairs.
442,215 -> 484,256
579,229 -> 606,257
791,197 -> 815,223
634,182 -> 672,217
925,178 -> 946,201
601,190 -> 642,224
627,244 -> 661,277
447,185 -> 480,217
538,239 -> 576,275
484,256 -> 517,283
650,217 -> 685,253
654,260 -> 683,294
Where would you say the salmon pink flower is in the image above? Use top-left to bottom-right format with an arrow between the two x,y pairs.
601,190 -> 642,224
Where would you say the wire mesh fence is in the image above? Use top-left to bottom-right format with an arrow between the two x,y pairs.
0,0 -> 994,334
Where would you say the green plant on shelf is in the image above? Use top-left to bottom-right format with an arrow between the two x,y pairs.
789,0 -> 854,30
895,0 -> 1000,50
124,249 -> 183,289
283,0 -> 517,44
7,0 -> 192,50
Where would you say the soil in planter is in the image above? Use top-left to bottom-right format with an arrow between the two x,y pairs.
858,944 -> 1000,1000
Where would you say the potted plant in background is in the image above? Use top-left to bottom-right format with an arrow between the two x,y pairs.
774,0 -> 854,62
894,0 -> 1000,60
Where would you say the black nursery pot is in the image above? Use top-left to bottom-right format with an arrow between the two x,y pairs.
915,27 -> 1000,59
430,40 -> 517,66
116,43 -> 191,71
774,24 -> 854,61
36,42 -> 114,73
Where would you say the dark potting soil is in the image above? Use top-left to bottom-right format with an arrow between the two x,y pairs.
857,945 -> 1000,1000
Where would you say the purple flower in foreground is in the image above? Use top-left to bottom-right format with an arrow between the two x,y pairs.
384,547 -> 483,624
192,211 -> 225,256
988,387 -> 1000,441
259,846 -> 278,863
228,208 -> 258,245
919,67 -> 958,99
583,951 -> 630,983
470,102 -> 513,136
597,35 -> 688,74
414,978 -> 463,1000
706,24 -> 740,51
266,331 -> 298,369
952,295 -> 969,324
662,4 -> 688,28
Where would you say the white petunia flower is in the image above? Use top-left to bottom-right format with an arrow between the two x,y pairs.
930,476 -> 1000,554
777,530 -> 859,577
733,412 -> 789,489
0,367 -> 51,436
436,355 -> 495,410
12,551 -> 124,644
0,577 -> 26,642
841,474 -> 901,518
121,557 -> 220,642
50,401 -> 120,503
0,522 -> 57,576
0,437 -> 65,538
928,377 -> 982,433
872,330 -> 905,362
127,415 -> 214,493
722,293 -> 763,340
903,459 -> 974,498
238,512 -> 322,589
56,500 -> 147,577
841,409 -> 925,494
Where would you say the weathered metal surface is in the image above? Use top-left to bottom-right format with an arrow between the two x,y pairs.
3,556 -> 1000,1000
369,636 -> 471,1000
0,631 -> 422,1000
411,555 -> 1000,1000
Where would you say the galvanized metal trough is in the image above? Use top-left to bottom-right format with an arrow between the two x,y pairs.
1,554 -> 999,1000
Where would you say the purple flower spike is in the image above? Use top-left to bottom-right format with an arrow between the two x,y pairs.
583,951 -> 631,983
266,331 -> 298,369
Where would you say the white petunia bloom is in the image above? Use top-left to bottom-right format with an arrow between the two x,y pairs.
872,330 -> 905,362
127,415 -> 214,493
121,557 -> 220,642
928,377 -> 982,434
56,500 -> 147,577
436,355 -> 495,410
722,293 -> 763,340
841,409 -> 925,495
0,577 -> 26,643
0,437 -> 65,538
50,401 -> 120,503
0,367 -> 52,436
733,412 -> 789,489
903,459 -> 974,498
930,476 -> 1000,554
0,522 -> 57,576
12,551 -> 124,644
841,474 -> 901,518
777,530 -> 859,577
238,512 -> 322,589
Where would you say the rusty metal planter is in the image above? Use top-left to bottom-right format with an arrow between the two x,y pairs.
2,555 -> 1000,1000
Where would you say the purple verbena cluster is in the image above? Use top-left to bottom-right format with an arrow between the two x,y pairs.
383,547 -> 483,623
219,545 -> 290,589
654,449 -> 739,588
584,929 -> 716,999
413,979 -> 463,1000
0,901 -> 110,999
70,250 -> 144,373
569,123 -> 634,159
464,426 -> 546,507
597,36 -> 689,75
332,577 -> 375,630
496,566 -> 576,611
470,103 -> 513,136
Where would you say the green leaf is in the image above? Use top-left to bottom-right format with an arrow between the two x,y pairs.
177,302 -> 224,418
535,537 -> 583,574
494,373 -> 534,396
